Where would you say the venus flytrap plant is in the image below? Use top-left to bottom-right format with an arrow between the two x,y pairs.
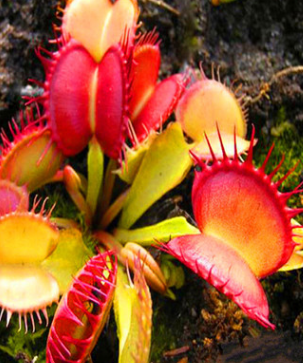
114,65 -> 253,232
0,100 -> 92,336
61,0 -> 139,63
29,0 -> 189,231
46,251 -> 117,363
1,0 -> 303,361
0,109 -> 64,192
113,28 -> 188,189
0,186 -> 91,333
94,231 -> 169,297
121,242 -> 167,294
62,165 -> 93,227
128,30 -> 187,143
114,216 -> 200,246
114,259 -> 152,363
0,197 -> 60,332
118,122 -> 192,229
160,254 -> 186,290
102,30 -> 190,225
0,179 -> 29,214
34,38 -> 130,160
176,67 -> 252,160
161,127 -> 303,329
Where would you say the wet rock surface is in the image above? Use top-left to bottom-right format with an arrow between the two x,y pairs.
0,0 -> 57,121
218,331 -> 303,363
1,0 -> 303,131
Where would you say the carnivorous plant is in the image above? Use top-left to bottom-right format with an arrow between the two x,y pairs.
0,0 -> 302,362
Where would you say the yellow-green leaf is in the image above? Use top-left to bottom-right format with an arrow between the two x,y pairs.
116,137 -> 155,184
98,159 -> 117,216
114,216 -> 199,246
114,266 -> 136,356
86,136 -> 104,216
118,123 -> 192,228
41,228 -> 92,293
99,189 -> 130,230
114,264 -> 152,363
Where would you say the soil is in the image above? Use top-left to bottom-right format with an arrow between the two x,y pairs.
1,0 -> 303,363
218,331 -> 303,363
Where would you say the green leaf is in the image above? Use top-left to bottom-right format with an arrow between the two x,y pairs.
41,228 -> 92,293
99,189 -> 130,229
63,165 -> 92,226
114,216 -> 199,246
116,138 -> 154,184
114,266 -> 136,356
161,254 -> 186,289
86,136 -> 104,216
98,158 -> 117,216
114,264 -> 152,363
118,123 -> 192,228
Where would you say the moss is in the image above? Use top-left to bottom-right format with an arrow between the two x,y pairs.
0,303 -> 58,363
42,184 -> 79,220
254,106 -> 303,221
150,299 -> 179,362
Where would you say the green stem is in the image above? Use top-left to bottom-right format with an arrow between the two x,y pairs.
51,217 -> 80,230
99,188 -> 130,230
85,354 -> 94,363
63,166 -> 92,226
94,231 -> 124,263
86,137 -> 104,217
98,158 -> 117,217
